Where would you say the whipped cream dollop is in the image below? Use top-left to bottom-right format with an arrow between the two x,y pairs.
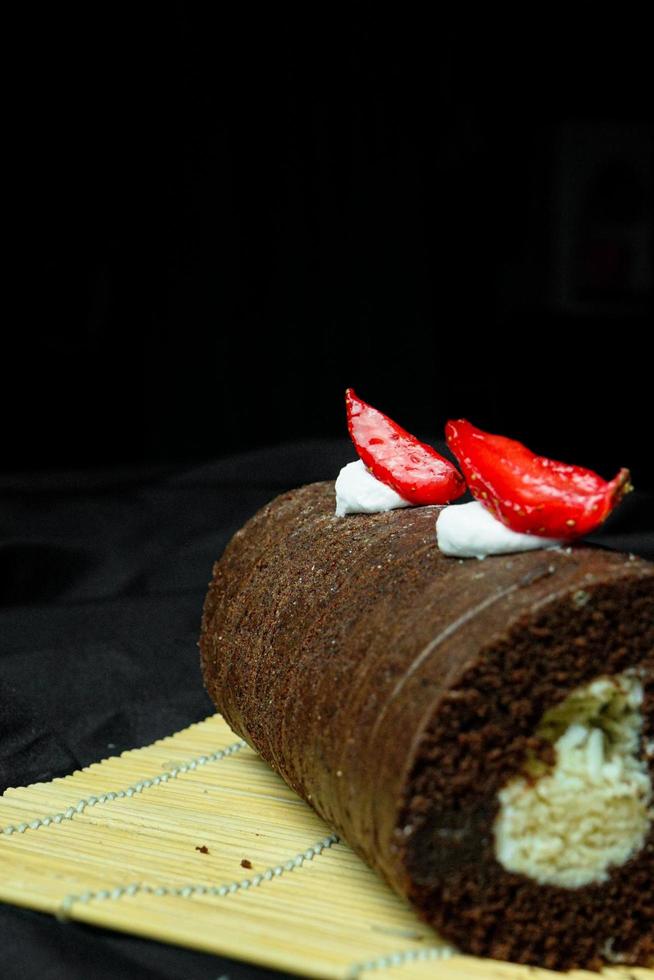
335,459 -> 412,517
436,500 -> 565,559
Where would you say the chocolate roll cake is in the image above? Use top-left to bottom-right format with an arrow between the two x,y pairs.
200,481 -> 654,971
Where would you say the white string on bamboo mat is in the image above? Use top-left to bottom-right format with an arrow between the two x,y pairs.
1,737 -> 248,837
57,831 -> 341,919
346,944 -> 456,978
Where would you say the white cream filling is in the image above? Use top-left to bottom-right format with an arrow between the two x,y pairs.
494,671 -> 652,888
335,459 -> 412,516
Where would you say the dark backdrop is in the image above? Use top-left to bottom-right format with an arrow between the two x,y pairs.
10,8 -> 653,487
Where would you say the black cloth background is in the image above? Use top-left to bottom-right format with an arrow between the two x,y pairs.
1,440 -> 653,979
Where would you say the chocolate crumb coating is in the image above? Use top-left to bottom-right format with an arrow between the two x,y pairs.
200,482 -> 654,970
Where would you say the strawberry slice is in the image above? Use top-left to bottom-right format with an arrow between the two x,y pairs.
345,389 -> 465,505
445,419 -> 632,539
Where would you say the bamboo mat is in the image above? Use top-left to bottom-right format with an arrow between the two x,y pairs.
0,714 -> 651,980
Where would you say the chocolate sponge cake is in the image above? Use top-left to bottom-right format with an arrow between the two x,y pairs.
199,481 -> 654,971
